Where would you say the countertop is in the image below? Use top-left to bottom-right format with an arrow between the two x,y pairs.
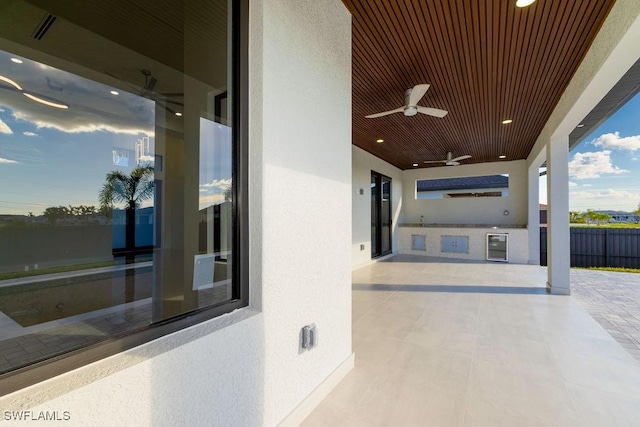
398,223 -> 527,229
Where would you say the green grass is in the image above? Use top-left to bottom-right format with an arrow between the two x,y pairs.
577,266 -> 640,274
570,223 -> 640,228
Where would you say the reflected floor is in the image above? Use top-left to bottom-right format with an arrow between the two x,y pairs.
303,255 -> 640,426
0,264 -> 230,374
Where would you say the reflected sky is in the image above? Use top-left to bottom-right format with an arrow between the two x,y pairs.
199,117 -> 232,210
0,48 -> 232,216
0,48 -> 155,215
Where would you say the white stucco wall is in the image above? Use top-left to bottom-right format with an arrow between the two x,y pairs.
352,146 -> 404,269
260,0 -> 352,423
0,0 -> 353,426
402,160 -> 528,226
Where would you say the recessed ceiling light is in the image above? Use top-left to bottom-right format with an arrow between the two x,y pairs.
175,112 -> 183,117
502,119 -> 513,124
499,155 -> 507,159
412,163 -> 418,167
576,123 -> 585,128
110,90 -> 119,96
376,139 -> 384,143
516,0 -> 536,7
10,58 -> 23,64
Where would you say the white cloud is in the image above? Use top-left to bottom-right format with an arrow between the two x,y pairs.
0,157 -> 17,164
12,110 -> 153,135
137,155 -> 155,164
582,184 -> 592,187
0,119 -> 13,134
200,178 -> 232,190
571,189 -> 639,200
568,181 -> 578,188
568,150 -> 628,179
0,48 -> 156,136
22,131 -> 38,137
592,131 -> 640,151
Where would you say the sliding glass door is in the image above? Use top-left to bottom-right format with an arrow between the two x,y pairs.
371,171 -> 392,258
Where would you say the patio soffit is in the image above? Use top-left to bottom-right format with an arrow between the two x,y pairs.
342,0 -> 617,170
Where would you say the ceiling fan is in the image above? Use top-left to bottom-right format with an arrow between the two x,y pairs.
365,84 -> 448,118
423,152 -> 471,166
106,69 -> 184,114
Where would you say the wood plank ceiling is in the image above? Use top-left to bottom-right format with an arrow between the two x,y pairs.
342,0 -> 616,170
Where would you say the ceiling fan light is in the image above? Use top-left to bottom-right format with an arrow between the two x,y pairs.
23,92 -> 68,109
516,0 -> 536,7
0,74 -> 23,90
403,106 -> 418,116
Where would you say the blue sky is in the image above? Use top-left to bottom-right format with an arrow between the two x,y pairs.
540,91 -> 640,212
0,49 -> 232,216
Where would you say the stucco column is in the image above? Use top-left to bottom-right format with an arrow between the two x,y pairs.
527,150 -> 544,265
546,135 -> 570,294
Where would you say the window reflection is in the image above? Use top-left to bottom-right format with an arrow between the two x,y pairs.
0,0 -> 235,375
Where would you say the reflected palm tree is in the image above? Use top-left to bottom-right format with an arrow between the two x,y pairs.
99,166 -> 154,253
99,166 -> 154,303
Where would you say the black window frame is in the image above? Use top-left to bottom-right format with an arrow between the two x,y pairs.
0,0 -> 250,397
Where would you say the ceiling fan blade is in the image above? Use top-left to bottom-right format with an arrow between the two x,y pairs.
365,107 -> 404,118
423,160 -> 447,163
162,99 -> 184,107
450,155 -> 471,162
145,77 -> 157,91
446,161 -> 460,166
408,84 -> 430,106
104,71 -> 141,93
416,106 -> 448,118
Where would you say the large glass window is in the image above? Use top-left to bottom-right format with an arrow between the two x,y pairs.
0,0 -> 247,388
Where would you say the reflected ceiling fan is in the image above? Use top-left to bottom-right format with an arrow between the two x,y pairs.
424,152 -> 471,166
365,84 -> 448,118
106,69 -> 184,114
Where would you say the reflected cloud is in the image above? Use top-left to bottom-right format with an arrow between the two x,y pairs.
138,155 -> 154,164
200,178 -> 231,192
0,49 -> 155,136
0,118 -> 12,134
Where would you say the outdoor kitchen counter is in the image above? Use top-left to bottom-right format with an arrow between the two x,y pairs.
399,223 -> 527,228
398,224 -> 529,263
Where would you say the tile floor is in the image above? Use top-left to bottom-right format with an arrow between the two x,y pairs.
302,255 -> 640,426
571,268 -> 640,361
